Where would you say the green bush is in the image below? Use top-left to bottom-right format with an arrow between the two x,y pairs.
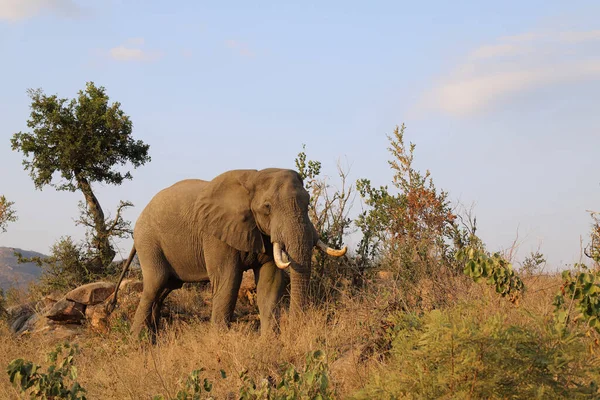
239,350 -> 334,400
153,368 -> 222,400
456,245 -> 525,304
521,251 -> 547,276
7,343 -> 87,399
554,265 -> 600,334
154,350 -> 334,400
353,301 -> 600,399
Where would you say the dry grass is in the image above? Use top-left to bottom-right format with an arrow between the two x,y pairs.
0,272 -> 586,399
0,284 -> 377,399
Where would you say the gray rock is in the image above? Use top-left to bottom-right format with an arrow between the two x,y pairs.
15,313 -> 39,335
119,278 -> 143,293
45,299 -> 86,323
7,303 -> 36,333
65,282 -> 115,305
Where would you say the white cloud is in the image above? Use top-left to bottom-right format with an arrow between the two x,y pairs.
108,39 -> 162,62
418,29 -> 600,117
468,44 -> 517,60
558,30 -> 600,43
125,37 -> 145,46
0,0 -> 81,21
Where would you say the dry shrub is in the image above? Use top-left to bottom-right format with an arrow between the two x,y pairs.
354,273 -> 600,399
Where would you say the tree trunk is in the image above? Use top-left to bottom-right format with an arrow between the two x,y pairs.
76,173 -> 115,271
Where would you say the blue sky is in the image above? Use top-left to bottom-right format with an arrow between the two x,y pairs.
1,0 -> 599,269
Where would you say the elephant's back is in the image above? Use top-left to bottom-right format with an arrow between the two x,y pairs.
136,179 -> 208,231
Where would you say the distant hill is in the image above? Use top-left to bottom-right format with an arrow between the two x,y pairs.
0,247 -> 47,291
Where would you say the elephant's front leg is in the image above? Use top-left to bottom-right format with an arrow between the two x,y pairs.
254,261 -> 287,335
205,237 -> 244,327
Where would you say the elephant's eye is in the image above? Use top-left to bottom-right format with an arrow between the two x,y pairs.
263,202 -> 271,214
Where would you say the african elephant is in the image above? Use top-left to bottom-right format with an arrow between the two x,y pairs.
108,168 -> 346,338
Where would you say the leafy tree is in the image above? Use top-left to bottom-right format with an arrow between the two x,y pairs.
11,82 -> 150,271
0,195 -> 17,233
356,124 -> 458,280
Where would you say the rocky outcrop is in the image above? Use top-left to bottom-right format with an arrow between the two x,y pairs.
45,299 -> 86,323
7,281 -> 120,338
85,303 -> 110,333
65,282 -> 115,305
119,278 -> 143,294
7,303 -> 37,334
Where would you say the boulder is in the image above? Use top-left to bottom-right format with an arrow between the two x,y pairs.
15,313 -> 40,335
49,324 -> 82,340
7,303 -> 36,334
85,303 -> 110,334
45,299 -> 86,323
42,291 -> 63,308
65,282 -> 115,305
119,278 -> 143,293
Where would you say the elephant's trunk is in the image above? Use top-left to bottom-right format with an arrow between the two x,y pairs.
278,223 -> 312,318
289,261 -> 311,317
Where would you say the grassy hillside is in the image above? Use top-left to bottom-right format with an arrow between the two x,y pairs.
1,272 -> 598,399
0,247 -> 46,291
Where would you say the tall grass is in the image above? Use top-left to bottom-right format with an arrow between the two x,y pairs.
2,273 -> 598,399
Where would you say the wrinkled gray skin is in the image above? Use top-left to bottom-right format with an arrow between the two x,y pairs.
112,168 -> 322,339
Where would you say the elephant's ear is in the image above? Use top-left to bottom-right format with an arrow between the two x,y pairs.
195,170 -> 265,253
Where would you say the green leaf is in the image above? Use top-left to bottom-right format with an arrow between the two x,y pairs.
305,371 -> 315,385
312,350 -> 325,362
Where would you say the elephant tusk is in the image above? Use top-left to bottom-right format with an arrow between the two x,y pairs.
273,242 -> 291,269
316,240 -> 347,257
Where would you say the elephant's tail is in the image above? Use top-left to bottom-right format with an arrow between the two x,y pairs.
105,245 -> 137,315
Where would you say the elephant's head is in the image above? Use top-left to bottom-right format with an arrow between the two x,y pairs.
195,168 -> 346,316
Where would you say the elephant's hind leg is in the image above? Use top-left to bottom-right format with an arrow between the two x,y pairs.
132,255 -> 171,340
151,279 -> 183,333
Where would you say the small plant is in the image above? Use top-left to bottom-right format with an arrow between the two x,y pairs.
239,350 -> 334,400
554,265 -> 600,334
456,245 -> 525,304
7,343 -> 87,399
585,211 -> 600,266
521,251 -> 546,275
153,368 -> 223,400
